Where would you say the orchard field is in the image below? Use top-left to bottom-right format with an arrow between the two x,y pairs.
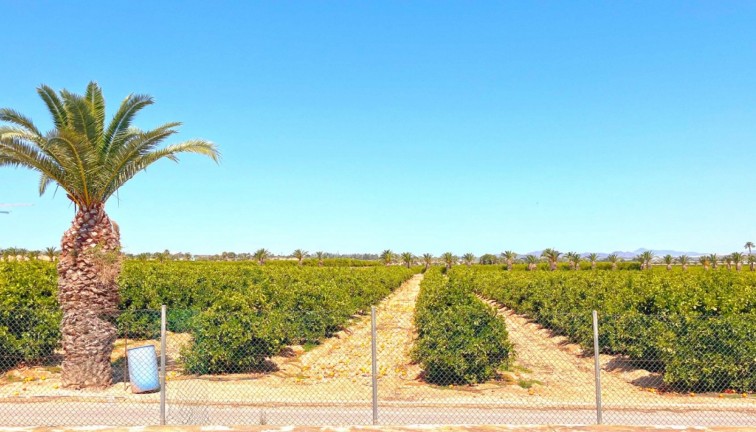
0,259 -> 754,395
0,260 -> 417,374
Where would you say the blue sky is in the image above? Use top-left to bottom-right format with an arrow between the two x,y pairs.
1,1 -> 755,256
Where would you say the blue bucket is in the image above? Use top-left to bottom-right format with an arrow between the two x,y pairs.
127,345 -> 160,393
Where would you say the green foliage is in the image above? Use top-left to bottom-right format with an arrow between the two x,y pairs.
0,261 -> 60,368
181,292 -> 287,374
412,269 -> 513,385
0,260 -> 417,373
459,266 -> 755,392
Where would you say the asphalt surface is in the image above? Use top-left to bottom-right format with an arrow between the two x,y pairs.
1,401 -> 754,427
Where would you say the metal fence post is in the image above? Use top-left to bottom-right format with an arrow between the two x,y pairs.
592,310 -> 603,424
160,305 -> 167,426
371,305 -> 378,425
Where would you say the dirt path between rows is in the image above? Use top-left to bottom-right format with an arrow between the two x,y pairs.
481,300 -> 755,409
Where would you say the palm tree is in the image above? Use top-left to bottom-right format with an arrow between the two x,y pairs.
731,252 -> 744,271
462,253 -> 475,266
745,241 -> 754,257
44,246 -> 59,262
662,254 -> 674,271
380,249 -> 394,266
607,254 -> 620,271
501,250 -> 518,271
524,254 -> 539,271
678,255 -> 690,271
748,254 -> 756,271
634,254 -> 645,270
315,251 -> 325,267
292,249 -> 308,266
640,251 -> 655,270
401,252 -> 414,268
565,252 -> 581,270
724,254 -> 732,271
709,253 -> 719,270
587,253 -> 599,270
0,82 -> 218,388
541,248 -> 561,271
441,252 -> 456,269
254,248 -> 270,265
698,255 -> 710,270
422,253 -> 433,270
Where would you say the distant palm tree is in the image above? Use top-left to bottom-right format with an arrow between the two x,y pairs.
501,250 -> 518,271
634,254 -> 645,270
422,253 -> 433,270
678,255 -> 690,271
401,252 -> 414,268
380,249 -> 394,266
709,253 -> 719,270
462,253 -> 475,266
565,252 -> 581,270
541,248 -> 561,271
640,251 -> 655,270
441,252 -> 456,269
607,254 -> 620,271
731,252 -> 744,271
524,254 -> 539,271
662,254 -> 674,271
587,253 -> 599,270
748,254 -> 756,271
315,251 -> 325,267
44,246 -> 58,262
292,249 -> 308,265
745,241 -> 754,256
253,248 -> 270,265
698,255 -> 710,270
724,254 -> 733,271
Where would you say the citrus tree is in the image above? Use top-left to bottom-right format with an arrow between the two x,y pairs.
0,82 -> 218,388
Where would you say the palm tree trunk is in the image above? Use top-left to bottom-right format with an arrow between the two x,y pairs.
611,262 -> 617,271
58,204 -> 121,388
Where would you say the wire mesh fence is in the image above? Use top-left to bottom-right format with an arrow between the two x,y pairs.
0,303 -> 754,427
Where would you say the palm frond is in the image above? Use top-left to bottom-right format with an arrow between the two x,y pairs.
84,82 -> 106,144
102,94 -> 154,153
36,85 -> 69,129
0,109 -> 42,136
101,139 -> 218,201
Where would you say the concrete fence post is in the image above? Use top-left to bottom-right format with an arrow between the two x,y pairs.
160,305 -> 167,425
592,310 -> 603,424
371,306 -> 378,425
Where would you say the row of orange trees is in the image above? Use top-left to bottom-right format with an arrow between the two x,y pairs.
455,266 -> 755,392
411,268 -> 513,384
0,261 -> 417,374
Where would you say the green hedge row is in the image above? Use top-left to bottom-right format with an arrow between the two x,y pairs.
458,266 -> 755,392
0,261 -> 60,369
0,261 -> 417,374
411,268 -> 513,385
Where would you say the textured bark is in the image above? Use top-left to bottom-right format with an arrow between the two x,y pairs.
57,204 -> 121,388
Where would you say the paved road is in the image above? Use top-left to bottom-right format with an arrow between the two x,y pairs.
1,401 -> 754,427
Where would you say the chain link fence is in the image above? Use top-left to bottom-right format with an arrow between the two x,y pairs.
0,303 -> 754,426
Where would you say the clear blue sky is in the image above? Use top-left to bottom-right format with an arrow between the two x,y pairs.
1,1 -> 755,256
